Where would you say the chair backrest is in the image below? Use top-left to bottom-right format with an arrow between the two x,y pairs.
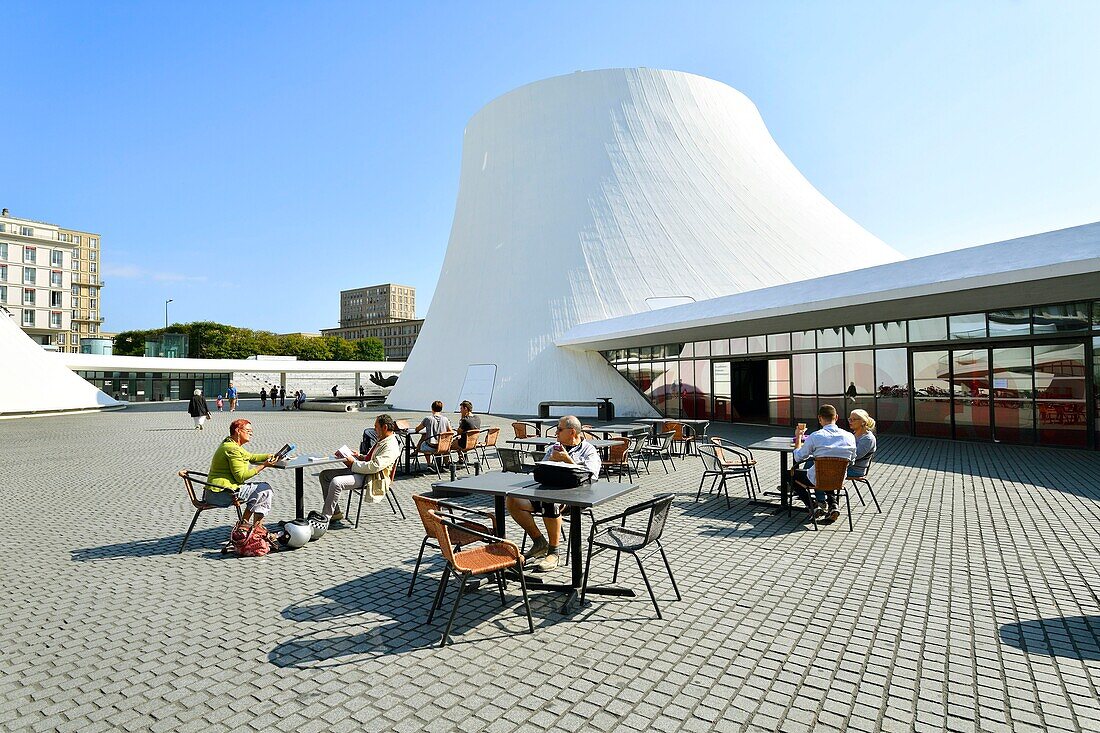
696,444 -> 724,473
388,457 -> 399,482
396,418 -> 411,431
484,427 -> 500,447
412,493 -> 439,529
662,421 -> 685,440
607,437 -> 630,464
643,493 -> 675,544
512,421 -> 530,439
436,431 -> 454,453
709,437 -> 749,465
544,426 -> 558,439
629,434 -> 648,455
813,457 -> 850,491
418,506 -> 456,566
655,430 -> 675,450
179,470 -> 203,507
497,447 -> 527,473
458,429 -> 479,452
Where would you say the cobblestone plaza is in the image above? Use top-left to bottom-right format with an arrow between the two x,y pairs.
3,403 -> 1100,732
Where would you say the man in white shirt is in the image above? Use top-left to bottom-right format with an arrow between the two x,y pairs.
791,404 -> 856,523
507,415 -> 601,571
317,414 -> 401,523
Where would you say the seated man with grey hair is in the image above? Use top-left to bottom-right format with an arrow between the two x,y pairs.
316,414 -> 401,524
506,415 -> 601,571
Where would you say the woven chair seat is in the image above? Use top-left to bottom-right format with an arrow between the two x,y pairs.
591,525 -> 648,552
453,543 -> 521,575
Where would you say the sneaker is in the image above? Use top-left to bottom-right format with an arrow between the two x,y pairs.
534,550 -> 560,572
824,507 -> 841,523
523,536 -> 549,562
813,506 -> 826,520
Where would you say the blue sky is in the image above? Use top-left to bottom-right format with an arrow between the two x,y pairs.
3,2 -> 1098,333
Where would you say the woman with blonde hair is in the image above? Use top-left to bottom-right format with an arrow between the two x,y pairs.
847,409 -> 877,478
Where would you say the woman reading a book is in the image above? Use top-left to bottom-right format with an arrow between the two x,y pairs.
205,418 -> 280,528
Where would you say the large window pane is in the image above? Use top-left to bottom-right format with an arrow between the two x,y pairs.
693,341 -> 711,357
913,350 -> 951,438
710,339 -> 730,357
683,359 -> 710,419
875,348 -> 909,434
844,350 -> 875,395
746,335 -> 767,353
875,320 -> 906,345
767,333 -> 791,352
791,330 -> 815,351
844,324 -> 874,347
730,337 -> 747,355
909,317 -> 947,342
952,348 -> 991,440
1094,337 -> 1100,437
989,308 -> 1031,338
817,351 -> 844,394
949,313 -> 987,340
768,358 -> 791,425
816,327 -> 843,349
1035,342 -> 1088,447
1034,302 -> 1090,334
992,347 -> 1035,444
792,353 -> 816,395
712,362 -> 731,421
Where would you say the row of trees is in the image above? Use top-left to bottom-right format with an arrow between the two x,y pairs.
112,322 -> 385,361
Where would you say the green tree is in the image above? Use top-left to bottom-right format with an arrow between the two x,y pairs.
354,338 -> 385,361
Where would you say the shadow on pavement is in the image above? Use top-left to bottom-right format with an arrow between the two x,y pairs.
71,525 -> 233,560
1000,616 -> 1100,661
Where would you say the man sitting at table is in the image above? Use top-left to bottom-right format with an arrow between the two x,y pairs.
316,414 -> 401,524
506,415 -> 601,572
205,419 -> 278,529
414,400 -> 453,456
453,400 -> 482,453
791,404 -> 856,523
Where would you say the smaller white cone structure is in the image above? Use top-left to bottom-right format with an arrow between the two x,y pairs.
0,308 -> 119,415
389,68 -> 901,416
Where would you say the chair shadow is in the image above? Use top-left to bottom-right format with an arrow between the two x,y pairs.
673,493 -> 812,539
999,616 -> 1100,661
71,525 -> 233,561
271,564 -> 565,668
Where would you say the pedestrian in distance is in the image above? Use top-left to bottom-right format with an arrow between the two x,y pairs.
260,388 -> 268,408
188,388 -> 212,430
227,382 -> 239,412
279,386 -> 286,408
331,384 -> 338,398
216,394 -> 224,411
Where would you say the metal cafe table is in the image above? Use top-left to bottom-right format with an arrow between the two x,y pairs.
272,453 -> 344,520
744,437 -> 801,510
508,436 -> 620,450
525,418 -> 563,436
432,473 -> 641,613
585,423 -> 648,437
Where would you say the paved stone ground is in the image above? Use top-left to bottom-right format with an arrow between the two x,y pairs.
3,401 -> 1100,732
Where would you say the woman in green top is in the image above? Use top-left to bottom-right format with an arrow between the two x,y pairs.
205,418 -> 278,527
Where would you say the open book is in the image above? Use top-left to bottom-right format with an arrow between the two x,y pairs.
335,445 -> 355,460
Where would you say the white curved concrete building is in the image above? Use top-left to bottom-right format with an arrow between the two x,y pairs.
0,307 -> 120,417
388,68 -> 902,416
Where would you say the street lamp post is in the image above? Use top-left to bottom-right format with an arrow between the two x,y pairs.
165,299 -> 173,330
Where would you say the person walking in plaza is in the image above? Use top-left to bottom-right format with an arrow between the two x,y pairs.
315,414 -> 401,523
187,388 -> 212,430
260,387 -> 268,409
331,384 -> 339,398
279,385 -> 286,408
226,382 -> 239,412
790,404 -> 856,523
205,419 -> 278,529
507,415 -> 600,571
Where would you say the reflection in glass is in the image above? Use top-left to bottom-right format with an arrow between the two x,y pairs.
988,308 -> 1031,338
951,348 -> 990,440
1034,342 -> 1087,447
913,350 -> 951,438
791,330 -> 815,351
682,359 -> 710,419
816,327 -> 842,349
747,335 -> 767,353
992,347 -> 1034,443
711,339 -> 730,357
874,347 -> 909,435
1033,302 -> 1089,334
694,341 -> 711,358
712,361 -> 731,421
875,321 -> 906,344
792,353 -> 816,395
844,350 -> 874,396
767,333 -> 791,352
1093,337 -> 1100,436
768,358 -> 791,424
949,313 -> 987,340
844,324 -> 873,347
730,337 -> 747,355
817,351 -> 844,394
676,343 -> 693,359
909,317 -> 947,342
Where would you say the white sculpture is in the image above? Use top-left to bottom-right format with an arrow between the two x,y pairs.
0,307 -> 120,416
388,68 -> 901,416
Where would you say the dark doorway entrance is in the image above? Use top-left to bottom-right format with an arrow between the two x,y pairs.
729,360 -> 770,423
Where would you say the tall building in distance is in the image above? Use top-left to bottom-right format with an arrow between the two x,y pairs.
321,283 -> 423,361
0,208 -> 104,353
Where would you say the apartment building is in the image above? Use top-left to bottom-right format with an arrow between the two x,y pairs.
321,283 -> 422,360
0,208 -> 104,353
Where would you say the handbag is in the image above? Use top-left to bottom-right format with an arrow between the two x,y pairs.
533,461 -> 591,489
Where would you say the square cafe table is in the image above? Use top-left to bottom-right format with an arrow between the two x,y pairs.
744,437 -> 802,510
431,474 -> 641,613
272,454 -> 344,520
508,436 -> 621,450
586,423 -> 648,437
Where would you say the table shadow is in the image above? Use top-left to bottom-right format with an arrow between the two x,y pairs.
1000,616 -> 1100,661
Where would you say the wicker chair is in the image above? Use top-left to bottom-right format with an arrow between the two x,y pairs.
626,434 -> 651,476
417,431 -> 455,477
695,444 -> 755,509
640,430 -> 677,473
662,421 -> 696,459
449,429 -> 481,474
580,493 -> 680,619
408,495 -> 495,596
800,457 -> 852,531
847,451 -> 881,514
344,459 -> 404,527
177,470 -> 244,553
425,508 -> 534,646
599,437 -> 634,482
708,437 -> 761,499
476,427 -> 501,469
511,421 -> 537,439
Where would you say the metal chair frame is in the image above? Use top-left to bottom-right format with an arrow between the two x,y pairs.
847,451 -> 881,513
708,437 -> 762,499
177,470 -> 245,553
792,456 -> 853,531
640,430 -> 677,473
345,458 -> 404,526
408,495 -> 494,596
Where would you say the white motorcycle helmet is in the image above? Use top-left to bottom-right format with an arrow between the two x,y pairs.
306,511 -> 329,541
281,521 -> 311,549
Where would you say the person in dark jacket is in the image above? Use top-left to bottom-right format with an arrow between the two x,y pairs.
188,389 -> 212,430
260,388 -> 268,408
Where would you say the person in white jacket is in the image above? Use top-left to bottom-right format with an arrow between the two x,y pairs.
317,414 -> 400,523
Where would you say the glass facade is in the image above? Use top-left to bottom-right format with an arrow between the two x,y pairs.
76,371 -> 230,403
602,298 -> 1100,448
